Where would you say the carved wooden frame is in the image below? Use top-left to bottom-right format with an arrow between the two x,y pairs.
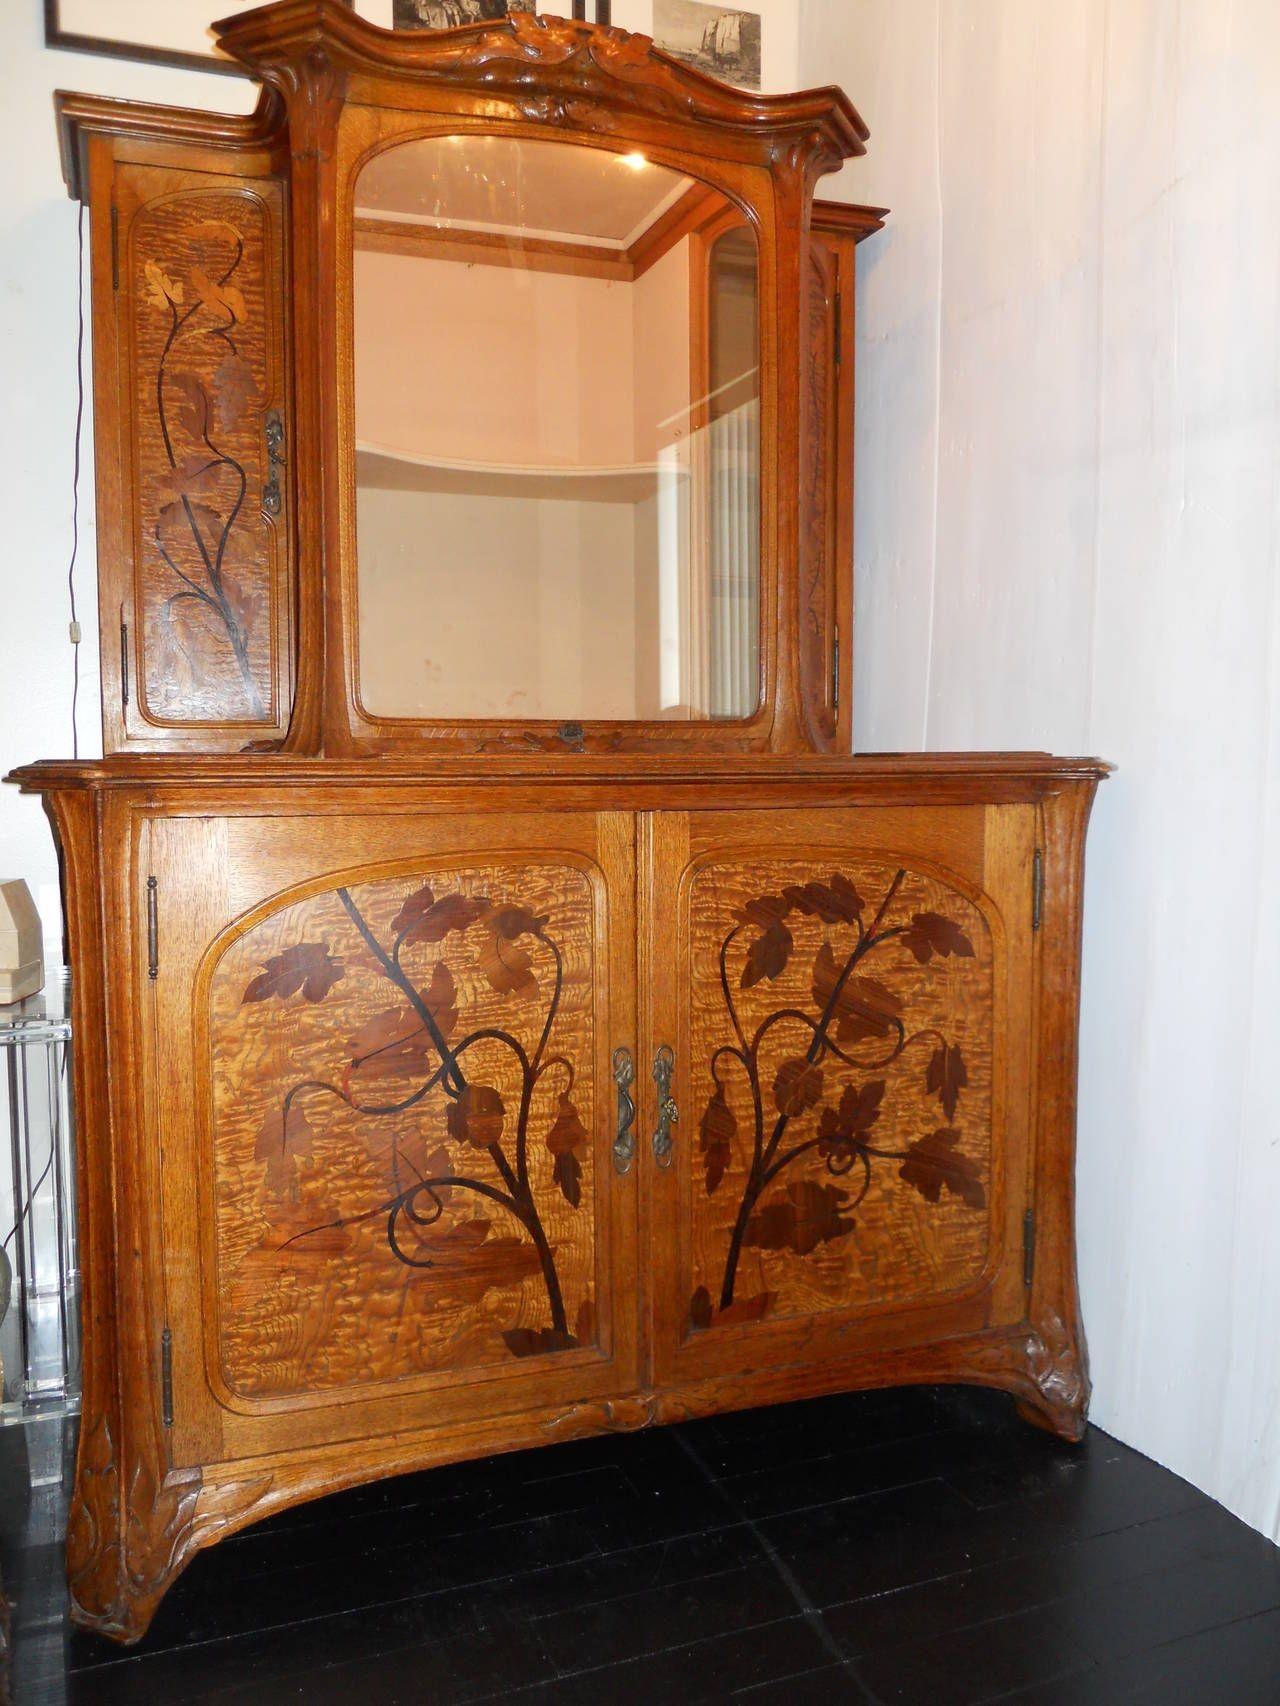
212,1 -> 868,756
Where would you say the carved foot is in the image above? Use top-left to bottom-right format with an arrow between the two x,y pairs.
1012,1313 -> 1090,1443
68,1413 -> 274,1645
1015,1392 -> 1087,1444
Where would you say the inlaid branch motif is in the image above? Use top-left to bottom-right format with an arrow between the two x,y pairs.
142,215 -> 268,719
690,866 -> 990,1330
212,869 -> 596,1395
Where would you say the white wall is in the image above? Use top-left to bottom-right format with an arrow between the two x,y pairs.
0,9 -> 258,948
802,0 -> 1280,1542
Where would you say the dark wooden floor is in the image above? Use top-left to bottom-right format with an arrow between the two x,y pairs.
3,1386 -> 1280,1704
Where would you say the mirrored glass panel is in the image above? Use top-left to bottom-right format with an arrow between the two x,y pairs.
353,135 -> 760,723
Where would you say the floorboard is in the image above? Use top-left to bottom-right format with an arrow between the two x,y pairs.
2,1387 -> 1278,1704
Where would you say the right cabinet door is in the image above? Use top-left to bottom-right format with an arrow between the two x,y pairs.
647,803 -> 1036,1399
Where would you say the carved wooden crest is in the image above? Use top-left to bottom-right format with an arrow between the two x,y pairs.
214,2 -> 867,161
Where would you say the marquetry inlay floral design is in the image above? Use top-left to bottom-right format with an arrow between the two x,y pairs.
209,866 -> 597,1396
689,862 -> 993,1330
136,197 -> 274,721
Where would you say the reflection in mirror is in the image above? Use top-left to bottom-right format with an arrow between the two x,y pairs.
353,135 -> 760,724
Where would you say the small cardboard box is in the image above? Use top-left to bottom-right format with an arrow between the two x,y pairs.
0,880 -> 43,1005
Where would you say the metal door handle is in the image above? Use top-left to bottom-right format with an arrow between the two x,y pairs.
652,1044 -> 678,1168
612,1047 -> 636,1175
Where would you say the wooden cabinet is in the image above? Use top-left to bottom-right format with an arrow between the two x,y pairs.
60,95 -> 294,752
14,4 -> 1108,1649
13,762 -> 1102,1642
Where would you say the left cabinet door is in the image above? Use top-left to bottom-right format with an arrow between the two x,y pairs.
143,806 -> 638,1477
94,161 -> 293,750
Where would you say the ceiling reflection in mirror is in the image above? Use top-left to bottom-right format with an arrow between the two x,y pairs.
353,135 -> 760,724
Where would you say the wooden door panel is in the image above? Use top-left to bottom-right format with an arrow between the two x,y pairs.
101,163 -> 292,749
146,810 -> 636,1466
649,806 -> 1033,1388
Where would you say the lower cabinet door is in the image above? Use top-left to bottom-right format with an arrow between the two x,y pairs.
645,804 -> 1036,1398
145,807 -> 638,1469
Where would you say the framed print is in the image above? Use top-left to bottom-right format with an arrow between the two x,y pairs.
44,1 -> 386,75
653,0 -> 761,90
393,0 -> 537,25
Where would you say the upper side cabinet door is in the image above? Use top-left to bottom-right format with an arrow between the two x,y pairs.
97,161 -> 293,750
144,808 -> 637,1470
646,805 -> 1035,1400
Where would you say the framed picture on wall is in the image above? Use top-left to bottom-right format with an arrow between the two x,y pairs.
44,0 -> 384,75
393,0 -> 534,26
393,2 -> 612,22
654,0 -> 761,89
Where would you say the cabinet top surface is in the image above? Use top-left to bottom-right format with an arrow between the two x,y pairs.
8,752 -> 1112,798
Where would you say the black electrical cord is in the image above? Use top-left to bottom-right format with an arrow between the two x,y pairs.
68,201 -> 85,762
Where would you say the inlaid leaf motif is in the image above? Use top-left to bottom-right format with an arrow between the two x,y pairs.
489,904 -> 550,940
899,1128 -> 986,1209
811,942 -> 903,1042
700,1087 -> 736,1194
144,259 -> 182,310
547,1094 -> 589,1208
899,911 -> 975,965
741,918 -> 793,988
744,1179 -> 858,1255
736,892 -> 790,929
446,1084 -> 506,1150
157,456 -> 227,506
502,1326 -> 580,1358
475,924 -> 538,1000
243,942 -> 344,1005
773,1057 -> 824,1116
253,1101 -> 314,1196
688,1286 -> 775,1331
816,1079 -> 885,1147
231,1204 -> 349,1313
926,1041 -> 968,1121
170,371 -> 211,441
391,885 -> 490,945
403,1219 -> 544,1306
190,262 -> 247,329
782,873 -> 864,924
346,964 -> 457,1081
213,351 -> 259,428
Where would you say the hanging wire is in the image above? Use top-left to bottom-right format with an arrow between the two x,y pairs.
67,201 -> 86,762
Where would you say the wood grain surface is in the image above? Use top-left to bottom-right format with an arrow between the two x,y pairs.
684,858 -> 994,1334
208,863 -> 598,1397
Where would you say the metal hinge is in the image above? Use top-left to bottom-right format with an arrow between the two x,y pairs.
146,875 -> 159,980
833,289 -> 843,367
832,627 -> 840,714
120,614 -> 130,709
110,205 -> 119,291
1023,1209 -> 1035,1288
161,1326 -> 173,1427
1031,848 -> 1044,932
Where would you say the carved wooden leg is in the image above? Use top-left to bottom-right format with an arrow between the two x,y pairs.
1011,1311 -> 1090,1444
67,1411 -> 209,1645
